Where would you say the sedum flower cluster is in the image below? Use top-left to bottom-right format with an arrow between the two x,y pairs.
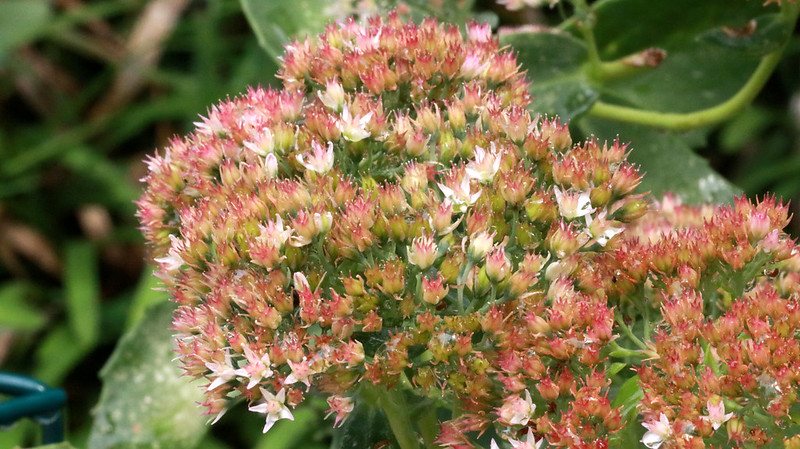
137,11 -> 800,449
612,195 -> 800,449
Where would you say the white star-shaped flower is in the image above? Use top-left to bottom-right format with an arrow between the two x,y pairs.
641,413 -> 671,449
465,144 -> 502,183
296,140 -> 334,174
554,187 -> 595,220
204,350 -> 237,391
249,388 -> 294,433
438,176 -> 481,213
702,399 -> 734,431
338,104 -> 373,142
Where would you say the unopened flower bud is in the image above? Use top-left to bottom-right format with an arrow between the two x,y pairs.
536,376 -> 559,400
421,273 -> 449,305
485,245 -> 511,282
408,232 -> 438,269
468,231 -> 494,261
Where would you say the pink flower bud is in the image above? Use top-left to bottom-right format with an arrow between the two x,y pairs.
408,232 -> 438,269
468,231 -> 494,261
421,272 -> 449,305
485,244 -> 511,282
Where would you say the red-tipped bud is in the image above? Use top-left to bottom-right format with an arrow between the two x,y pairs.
421,272 -> 449,305
485,244 -> 511,282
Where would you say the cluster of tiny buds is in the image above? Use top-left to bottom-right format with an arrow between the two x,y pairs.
137,9 -> 800,449
608,194 -> 800,448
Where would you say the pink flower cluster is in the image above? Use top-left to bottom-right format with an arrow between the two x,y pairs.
137,10 -> 800,449
611,195 -> 800,448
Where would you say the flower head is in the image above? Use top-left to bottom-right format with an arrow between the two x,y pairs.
297,140 -> 335,174
702,398 -> 734,431
641,413 -> 671,449
249,388 -> 294,433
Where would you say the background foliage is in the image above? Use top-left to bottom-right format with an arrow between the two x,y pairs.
0,0 -> 798,448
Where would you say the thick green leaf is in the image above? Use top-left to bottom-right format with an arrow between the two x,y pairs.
500,30 -> 598,121
609,375 -> 645,448
64,240 -> 100,349
88,301 -> 207,449
582,0 -> 789,117
698,13 -> 793,56
240,0 -> 331,62
611,375 -> 643,419
588,0 -> 772,60
0,282 -> 45,331
599,39 -> 760,114
0,0 -> 51,60
578,118 -> 740,204
330,395 -> 394,449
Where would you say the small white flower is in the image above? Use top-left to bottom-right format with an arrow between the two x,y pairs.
702,399 -> 734,431
554,187 -> 596,220
317,79 -> 346,111
465,143 -> 502,183
205,350 -> 237,391
641,413 -> 671,449
154,235 -> 185,274
497,389 -> 536,426
249,388 -> 294,433
296,140 -> 335,174
438,177 -> 481,213
243,128 -> 275,156
233,344 -> 273,390
284,358 -> 315,387
338,104 -> 373,142
259,215 -> 293,249
508,428 -> 543,449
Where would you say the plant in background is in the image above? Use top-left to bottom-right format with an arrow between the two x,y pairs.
138,7 -> 800,449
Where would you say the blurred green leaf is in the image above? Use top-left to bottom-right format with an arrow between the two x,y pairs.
25,443 -> 78,449
124,266 -> 168,331
60,149 -> 139,214
718,106 -> 774,152
587,0 -> 770,60
578,118 -> 741,203
330,395 -> 394,449
88,301 -> 207,449
0,282 -> 45,331
0,0 -> 51,60
34,324 -> 90,385
240,0 -> 331,62
253,406 -> 322,449
64,241 -> 100,349
501,30 -> 597,121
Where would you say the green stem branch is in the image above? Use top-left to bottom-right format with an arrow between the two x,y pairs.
377,388 -> 422,449
614,314 -> 648,350
587,41 -> 790,131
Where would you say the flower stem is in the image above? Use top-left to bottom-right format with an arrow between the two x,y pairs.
608,341 -> 647,359
587,41 -> 791,131
614,314 -> 648,350
456,260 -> 473,312
376,388 -> 422,449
